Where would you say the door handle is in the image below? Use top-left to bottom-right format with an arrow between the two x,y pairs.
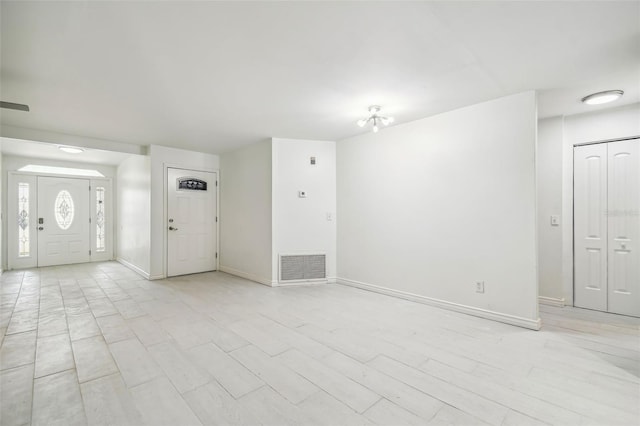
169,226 -> 178,231
38,227 -> 44,231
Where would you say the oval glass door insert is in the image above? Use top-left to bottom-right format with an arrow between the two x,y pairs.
54,190 -> 75,230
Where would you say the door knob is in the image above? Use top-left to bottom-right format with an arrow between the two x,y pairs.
169,226 -> 178,231
38,227 -> 44,231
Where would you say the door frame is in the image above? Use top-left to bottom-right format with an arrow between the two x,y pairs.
6,171 -> 114,269
571,136 -> 640,310
162,164 -> 219,278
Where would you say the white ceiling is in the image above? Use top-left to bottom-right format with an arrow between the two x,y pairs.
1,1 -> 638,154
0,137 -> 134,166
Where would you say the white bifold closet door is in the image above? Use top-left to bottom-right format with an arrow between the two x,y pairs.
574,139 -> 640,317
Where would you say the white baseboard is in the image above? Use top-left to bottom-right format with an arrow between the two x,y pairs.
116,258 -> 151,280
337,277 -> 541,331
538,296 -> 566,307
219,265 -> 274,286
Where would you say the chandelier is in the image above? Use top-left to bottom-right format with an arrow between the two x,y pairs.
357,105 -> 394,133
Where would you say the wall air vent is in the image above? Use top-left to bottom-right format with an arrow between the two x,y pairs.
279,254 -> 326,283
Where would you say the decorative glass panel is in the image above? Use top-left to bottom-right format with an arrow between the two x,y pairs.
178,178 -> 207,191
54,190 -> 75,230
18,183 -> 30,257
96,187 -> 105,252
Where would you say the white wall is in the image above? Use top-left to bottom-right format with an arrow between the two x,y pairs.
219,140 -> 273,284
0,143 -> 3,273
337,91 -> 539,328
148,145 -> 219,279
116,154 -> 151,276
272,138 -> 337,283
537,117 -> 564,302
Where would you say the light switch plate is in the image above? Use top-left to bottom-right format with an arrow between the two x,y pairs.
550,215 -> 560,226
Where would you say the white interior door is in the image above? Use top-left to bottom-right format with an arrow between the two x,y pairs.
574,144 -> 608,312
607,139 -> 640,316
37,176 -> 91,267
167,168 -> 217,277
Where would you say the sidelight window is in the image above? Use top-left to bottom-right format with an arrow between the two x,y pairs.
18,183 -> 30,257
96,187 -> 105,252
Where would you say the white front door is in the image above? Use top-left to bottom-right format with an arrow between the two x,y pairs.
37,176 -> 91,267
607,139 -> 640,316
167,168 -> 217,277
574,139 -> 640,317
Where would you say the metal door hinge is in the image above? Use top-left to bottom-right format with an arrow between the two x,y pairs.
215,217 -> 218,222
215,253 -> 218,259
89,250 -> 92,255
216,181 -> 218,187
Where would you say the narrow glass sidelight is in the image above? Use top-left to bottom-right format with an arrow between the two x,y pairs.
18,183 -> 30,257
54,190 -> 75,230
96,187 -> 105,252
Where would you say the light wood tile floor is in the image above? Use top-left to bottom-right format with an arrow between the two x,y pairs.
1,262 -> 638,425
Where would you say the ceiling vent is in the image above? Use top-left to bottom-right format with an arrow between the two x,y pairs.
279,254 -> 326,283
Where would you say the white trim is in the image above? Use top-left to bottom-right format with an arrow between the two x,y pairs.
337,277 -> 542,331
219,265 -> 274,286
116,257 -> 150,280
538,296 -> 566,307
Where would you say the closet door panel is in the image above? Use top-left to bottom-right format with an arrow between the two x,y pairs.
574,144 -> 608,312
607,139 -> 640,317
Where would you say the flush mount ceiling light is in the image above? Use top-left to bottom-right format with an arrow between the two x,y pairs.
357,105 -> 394,133
58,146 -> 84,154
581,90 -> 624,105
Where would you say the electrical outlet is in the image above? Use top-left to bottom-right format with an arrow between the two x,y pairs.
476,281 -> 485,293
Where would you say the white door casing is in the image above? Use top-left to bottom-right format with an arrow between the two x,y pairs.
574,143 -> 608,312
607,139 -> 640,316
37,176 -> 91,267
167,168 -> 217,277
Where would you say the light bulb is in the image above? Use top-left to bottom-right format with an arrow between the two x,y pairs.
357,119 -> 367,127
373,124 -> 379,133
380,117 -> 394,126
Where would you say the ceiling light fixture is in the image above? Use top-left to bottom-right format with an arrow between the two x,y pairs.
581,90 -> 623,106
357,105 -> 394,133
58,146 -> 84,154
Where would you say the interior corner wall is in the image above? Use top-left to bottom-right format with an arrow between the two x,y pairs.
116,154 -> 151,277
337,91 -> 539,327
148,145 -> 220,279
272,138 -> 337,284
537,117 -> 564,302
219,140 -> 273,285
